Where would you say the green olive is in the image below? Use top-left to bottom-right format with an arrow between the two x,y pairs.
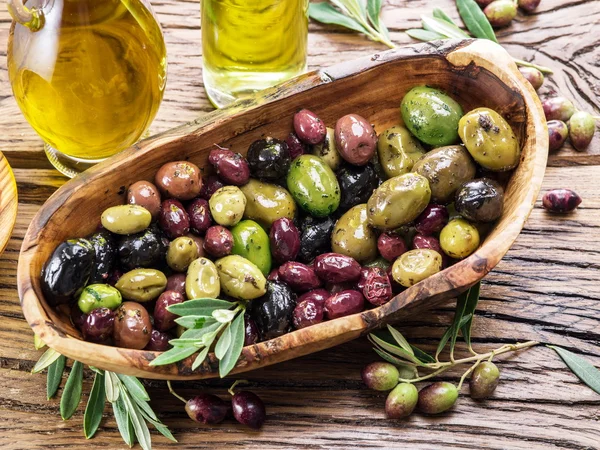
77,284 -> 122,313
458,107 -> 520,171
101,205 -> 151,235
331,204 -> 378,263
167,236 -> 200,272
287,155 -> 340,218
230,220 -> 272,276
392,249 -> 442,287
470,361 -> 500,399
209,186 -> 246,227
311,127 -> 342,171
440,218 -> 480,259
185,257 -> 220,300
367,173 -> 431,230
400,86 -> 464,146
412,145 -> 476,203
115,268 -> 167,302
240,179 -> 296,228
215,255 -> 267,300
377,125 -> 425,178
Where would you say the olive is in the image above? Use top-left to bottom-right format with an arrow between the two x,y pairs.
334,114 -> 377,166
386,383 -> 418,419
167,237 -> 200,272
367,173 -> 431,230
337,164 -> 378,212
298,215 -> 335,263
311,127 -> 342,171
209,186 -> 246,227
186,198 -> 212,235
118,226 -> 167,271
267,268 -> 280,282
412,145 -> 476,203
569,111 -> 596,151
314,253 -> 361,284
547,120 -> 569,152
518,0 -> 540,13
101,205 -> 152,235
542,96 -> 575,122
392,249 -> 443,287
185,394 -> 229,424
240,179 -> 296,228
542,188 -> 582,213
518,67 -> 544,91
269,217 -> 300,264
186,233 -> 206,258
440,219 -> 480,259
458,107 -> 520,172
186,257 -> 221,300
154,290 -> 185,331
88,230 -> 116,284
247,137 -> 291,181
81,307 -> 115,344
145,329 -> 172,351
127,181 -> 162,219
377,125 -> 425,178
207,147 -> 250,186
215,255 -> 267,300
113,301 -> 152,350
361,362 -> 400,391
324,290 -> 365,319
159,199 -> 190,239
250,281 -> 296,340
360,267 -> 393,306
203,225 -> 234,258
244,315 -> 260,345
470,361 -> 501,399
42,238 -> 95,306
277,261 -> 322,292
364,257 -> 391,271
297,288 -> 329,307
115,268 -> 167,302
401,86 -> 464,147
412,234 -> 442,253
293,108 -> 327,145
417,382 -> 458,414
293,298 -> 324,329
284,132 -> 308,160
199,174 -> 224,200
231,391 -> 266,429
331,204 -> 377,263
155,161 -> 202,200
484,0 -> 517,27
78,284 -> 122,314
476,0 -> 494,6
455,178 -> 504,223
71,304 -> 87,330
377,233 -> 407,262
231,220 -> 272,276
166,273 -> 186,296
287,155 -> 340,218
414,204 -> 449,235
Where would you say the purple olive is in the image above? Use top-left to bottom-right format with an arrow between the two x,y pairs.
327,281 -> 356,295
166,273 -> 186,296
484,0 -> 517,27
244,315 -> 260,345
377,233 -> 407,262
518,0 -> 541,13
519,67 -> 544,91
414,204 -> 449,235
203,225 -> 234,257
543,97 -> 575,122
208,147 -> 251,186
269,217 -> 301,264
284,132 -> 308,160
362,362 -> 400,391
324,290 -> 365,319
569,111 -> 596,151
293,298 -> 324,329
278,261 -> 322,292
231,391 -> 266,429
360,267 -> 393,306
267,268 -> 280,282
81,307 -> 115,343
293,109 -> 327,145
542,189 -> 582,213
198,175 -> 224,200
334,114 -> 377,166
154,290 -> 185,331
296,289 -> 329,307
186,198 -> 212,235
144,329 -> 171,351
159,199 -> 190,239
412,234 -> 442,253
314,253 -> 361,284
185,394 -> 229,424
71,304 -> 87,330
547,120 -> 569,151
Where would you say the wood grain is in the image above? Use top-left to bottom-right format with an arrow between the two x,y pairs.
1,0 -> 600,448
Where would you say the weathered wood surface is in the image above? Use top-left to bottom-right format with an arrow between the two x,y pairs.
1,0 -> 599,449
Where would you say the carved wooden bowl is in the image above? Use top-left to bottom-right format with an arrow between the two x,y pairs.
18,39 -> 548,379
0,152 -> 18,257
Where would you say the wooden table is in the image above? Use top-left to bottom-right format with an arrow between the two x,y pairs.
1,1 -> 599,448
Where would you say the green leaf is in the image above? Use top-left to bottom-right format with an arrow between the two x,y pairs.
435,326 -> 454,360
460,282 -> 481,349
406,28 -> 445,41
84,372 -> 106,439
421,15 -> 470,39
60,361 -> 83,420
191,346 -> 210,371
32,348 -> 62,374
88,366 -> 103,375
433,8 -> 457,26
212,309 -> 236,324
367,0 -> 383,29
549,346 -> 600,395
449,290 -> 472,357
149,344 -> 199,366
219,312 -> 245,378
386,325 -> 414,355
117,374 -> 150,402
167,298 -> 234,317
178,322 -> 220,341
215,324 -> 232,360
120,388 -> 151,450
34,333 -> 46,350
113,396 -> 134,447
456,0 -> 498,42
47,354 -> 66,399
132,396 -> 177,443
174,315 -> 212,329
410,345 -> 436,364
309,2 -> 368,34
369,334 -> 425,366
105,371 -> 120,403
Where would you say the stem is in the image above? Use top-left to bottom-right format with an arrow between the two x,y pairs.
167,380 -> 187,404
399,366 -> 451,383
457,360 -> 481,391
513,58 -> 554,75
228,379 -> 248,396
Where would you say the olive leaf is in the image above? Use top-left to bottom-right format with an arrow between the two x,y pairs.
435,286 -> 477,360
421,15 -> 470,39
309,2 -> 367,34
219,312 -> 245,378
166,298 -> 233,317
460,282 -> 481,350
215,324 -> 232,359
84,371 -> 106,439
60,361 -> 83,420
32,347 -> 62,374
410,345 -> 436,364
117,374 -> 150,402
120,386 -> 151,450
433,8 -> 457,26
369,334 -> 426,366
47,354 -> 66,399
386,325 -> 414,356
406,29 -> 445,41
191,346 -> 210,371
149,345 -> 199,366
105,371 -> 120,403
113,395 -> 135,448
174,315 -> 211,329
549,346 -> 600,395
456,0 -> 498,42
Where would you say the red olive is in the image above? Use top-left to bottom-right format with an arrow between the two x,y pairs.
113,302 -> 152,350
324,290 -> 365,319
269,217 -> 301,264
377,233 -> 408,262
159,199 -> 190,239
208,147 -> 250,186
203,225 -> 234,257
155,161 -> 202,200
127,181 -> 161,219
542,189 -> 582,213
278,261 -> 322,292
314,253 -> 361,284
360,267 -> 393,306
334,114 -> 377,166
293,109 -> 326,145
186,198 -> 212,235
154,290 -> 185,331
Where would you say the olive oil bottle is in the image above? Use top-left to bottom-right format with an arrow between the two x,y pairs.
202,0 -> 309,107
7,0 -> 167,175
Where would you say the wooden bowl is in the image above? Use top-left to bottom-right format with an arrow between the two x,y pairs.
0,152 -> 18,257
18,39 -> 548,379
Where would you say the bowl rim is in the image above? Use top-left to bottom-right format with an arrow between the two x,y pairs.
0,152 -> 18,257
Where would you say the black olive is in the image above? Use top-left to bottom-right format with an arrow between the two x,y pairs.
337,164 -> 378,212
250,281 -> 296,340
246,137 -> 291,181
88,230 -> 117,284
118,225 -> 167,271
298,215 -> 335,263
455,178 -> 504,223
41,239 -> 95,306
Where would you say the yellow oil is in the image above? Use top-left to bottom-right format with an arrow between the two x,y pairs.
8,0 -> 167,160
202,0 -> 308,107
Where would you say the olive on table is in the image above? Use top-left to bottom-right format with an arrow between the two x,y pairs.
113,301 -> 152,350
115,268 -> 167,302
203,225 -> 234,258
331,204 -> 377,263
458,107 -> 520,172
231,220 -> 272,276
293,108 -> 327,145
298,215 -> 335,263
287,155 -> 340,218
324,289 -> 365,319
186,198 -> 212,235
386,383 -> 418,419
542,96 -> 575,122
414,204 -> 449,235
154,290 -> 185,331
284,132 -> 307,160
367,173 -> 431,230
199,175 -> 224,200
78,284 -> 122,314
293,298 -> 324,329
145,329 -> 172,351
127,180 -> 162,219
484,0 -> 517,27
81,307 -> 115,343
186,394 -> 229,424
101,205 -> 152,235
470,361 -> 501,399
377,233 -> 407,262
360,267 -> 393,306
297,288 -> 329,307
209,186 -> 246,227
155,161 -> 202,200
569,111 -> 596,151
269,217 -> 300,264
231,391 -> 266,429
542,188 -> 582,213
166,273 -> 186,296
118,226 -> 167,271
377,125 -> 425,178
400,86 -> 464,147
334,114 -> 377,166
412,145 -> 476,203
311,127 -> 342,171
244,315 -> 260,345
518,67 -> 544,91
392,249 -> 443,287
455,178 -> 504,223
247,137 -> 291,182
547,120 -> 569,152
215,255 -> 267,300
250,281 -> 297,340
42,238 -> 95,306
417,382 -> 458,414
159,199 -> 190,239
314,253 -> 361,284
440,219 -> 480,259
337,164 -> 379,212
518,0 -> 540,12
208,147 -> 250,186
186,257 -> 221,300
277,261 -> 322,292
412,234 -> 442,253
240,179 -> 296,228
88,230 -> 116,284
362,362 -> 400,391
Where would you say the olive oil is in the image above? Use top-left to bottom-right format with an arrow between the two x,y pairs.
8,0 -> 167,161
202,0 -> 308,107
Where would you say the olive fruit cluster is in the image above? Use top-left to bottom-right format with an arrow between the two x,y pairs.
476,0 -> 541,28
